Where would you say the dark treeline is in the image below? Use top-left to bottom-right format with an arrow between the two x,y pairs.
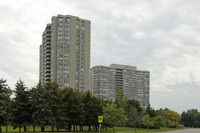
180,109 -> 200,128
0,79 -> 183,133
0,79 -> 103,132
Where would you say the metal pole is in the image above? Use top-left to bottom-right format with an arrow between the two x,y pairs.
99,123 -> 101,133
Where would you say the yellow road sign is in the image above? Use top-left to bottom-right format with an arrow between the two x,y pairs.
98,116 -> 103,123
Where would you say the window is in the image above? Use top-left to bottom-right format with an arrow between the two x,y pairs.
64,18 -> 70,22
58,32 -> 63,35
58,27 -> 63,31
57,40 -> 63,44
64,36 -> 69,39
64,23 -> 69,27
57,36 -> 63,40
57,17 -> 63,22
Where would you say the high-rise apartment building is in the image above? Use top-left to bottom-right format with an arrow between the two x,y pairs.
90,64 -> 150,108
40,15 -> 90,92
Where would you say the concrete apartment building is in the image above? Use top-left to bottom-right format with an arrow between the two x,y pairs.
90,64 -> 150,108
40,15 -> 90,92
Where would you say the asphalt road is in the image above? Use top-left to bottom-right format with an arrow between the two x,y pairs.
156,128 -> 200,133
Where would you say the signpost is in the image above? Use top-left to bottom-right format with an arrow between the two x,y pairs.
98,116 -> 103,133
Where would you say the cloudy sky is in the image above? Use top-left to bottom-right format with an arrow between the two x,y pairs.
1,0 -> 200,113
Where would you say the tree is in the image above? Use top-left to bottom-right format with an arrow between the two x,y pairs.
115,87 -> 126,109
103,103 -> 127,133
180,109 -> 200,127
126,106 -> 143,132
44,82 -> 64,131
83,91 -> 103,131
0,79 -> 12,133
62,87 -> 84,131
125,99 -> 142,112
146,104 -> 157,117
153,115 -> 165,129
141,114 -> 154,131
162,109 -> 180,128
70,91 -> 85,131
12,80 -> 31,132
125,99 -> 143,132
30,83 -> 53,132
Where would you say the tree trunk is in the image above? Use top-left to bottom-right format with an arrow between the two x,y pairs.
68,124 -> 71,131
135,125 -> 137,133
23,126 -> 27,132
5,125 -> 8,132
0,125 -> 2,133
19,127 -> 21,132
96,126 -> 98,131
79,125 -> 81,131
73,125 -> 75,131
41,126 -> 45,132
51,125 -> 54,131
33,125 -> 35,132
88,125 -> 91,131
113,127 -> 115,133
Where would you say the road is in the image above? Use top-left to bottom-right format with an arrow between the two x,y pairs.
156,128 -> 200,133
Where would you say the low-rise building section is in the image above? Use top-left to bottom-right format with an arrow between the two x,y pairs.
90,64 -> 150,108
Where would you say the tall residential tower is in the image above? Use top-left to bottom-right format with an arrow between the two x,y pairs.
40,15 -> 90,92
90,64 -> 150,108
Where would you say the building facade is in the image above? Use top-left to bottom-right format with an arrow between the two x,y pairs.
90,64 -> 150,108
40,15 -> 90,92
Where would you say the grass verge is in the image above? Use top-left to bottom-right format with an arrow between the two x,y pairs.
1,126 -> 182,133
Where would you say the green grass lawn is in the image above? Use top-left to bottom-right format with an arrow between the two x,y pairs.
1,125 -> 182,133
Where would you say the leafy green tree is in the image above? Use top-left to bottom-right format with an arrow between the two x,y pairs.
30,83 -> 53,132
162,109 -> 180,128
180,109 -> 200,127
12,80 -> 31,132
83,91 -> 103,131
141,114 -> 154,131
153,115 -> 165,129
103,103 -> 128,133
0,79 -> 12,133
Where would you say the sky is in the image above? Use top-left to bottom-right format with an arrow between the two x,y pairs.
1,0 -> 200,113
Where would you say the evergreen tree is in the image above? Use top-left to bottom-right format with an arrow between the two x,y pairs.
30,83 -> 53,132
12,80 -> 31,132
83,91 -> 103,131
125,99 -> 143,131
146,104 -> 157,117
62,88 -> 85,131
115,87 -> 126,109
62,87 -> 74,131
44,82 -> 64,131
0,79 -> 12,133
